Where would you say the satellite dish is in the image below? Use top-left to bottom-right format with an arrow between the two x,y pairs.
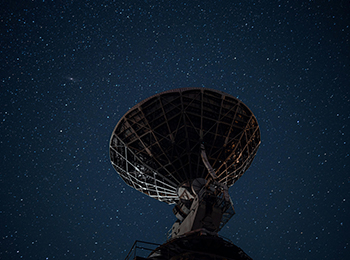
109,87 -> 260,204
110,87 -> 262,259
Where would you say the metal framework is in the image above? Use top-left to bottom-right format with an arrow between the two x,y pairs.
110,88 -> 261,204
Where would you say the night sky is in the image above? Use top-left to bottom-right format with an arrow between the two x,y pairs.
1,0 -> 349,259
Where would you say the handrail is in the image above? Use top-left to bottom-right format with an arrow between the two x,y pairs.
124,240 -> 160,260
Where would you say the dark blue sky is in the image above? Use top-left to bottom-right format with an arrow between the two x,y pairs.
1,0 -> 349,259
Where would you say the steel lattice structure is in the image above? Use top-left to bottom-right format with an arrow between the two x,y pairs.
109,88 -> 261,204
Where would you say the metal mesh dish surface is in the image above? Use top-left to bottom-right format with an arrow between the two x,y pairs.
109,88 -> 260,204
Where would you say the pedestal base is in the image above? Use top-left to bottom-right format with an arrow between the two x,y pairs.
146,232 -> 252,260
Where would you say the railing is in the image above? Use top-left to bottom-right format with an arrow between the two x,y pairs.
166,226 -> 173,241
124,240 -> 160,260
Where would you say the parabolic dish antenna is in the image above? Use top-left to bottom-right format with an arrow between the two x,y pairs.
109,88 -> 260,204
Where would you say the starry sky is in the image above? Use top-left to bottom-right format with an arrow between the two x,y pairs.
1,0 -> 349,259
